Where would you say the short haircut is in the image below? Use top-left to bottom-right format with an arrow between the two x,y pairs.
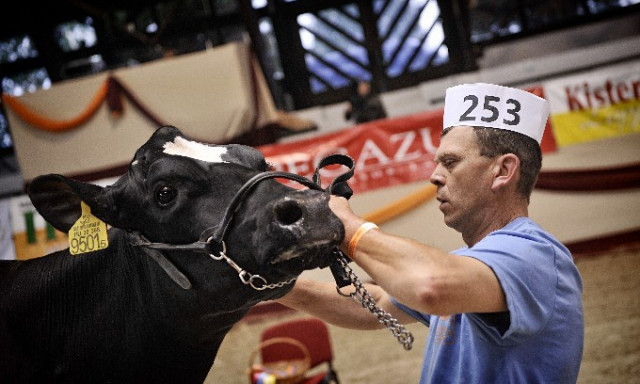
442,127 -> 542,199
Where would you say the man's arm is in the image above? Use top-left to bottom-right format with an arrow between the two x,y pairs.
330,196 -> 507,317
276,279 -> 416,330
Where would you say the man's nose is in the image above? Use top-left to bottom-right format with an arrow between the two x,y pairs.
429,164 -> 444,186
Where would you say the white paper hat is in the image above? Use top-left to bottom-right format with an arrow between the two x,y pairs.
443,83 -> 550,144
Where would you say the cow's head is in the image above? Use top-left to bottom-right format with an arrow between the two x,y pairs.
28,126 -> 344,295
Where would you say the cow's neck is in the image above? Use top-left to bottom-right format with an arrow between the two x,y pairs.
78,230 -> 254,370
116,229 -> 262,323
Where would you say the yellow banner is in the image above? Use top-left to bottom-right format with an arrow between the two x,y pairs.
551,98 -> 640,146
544,60 -> 640,147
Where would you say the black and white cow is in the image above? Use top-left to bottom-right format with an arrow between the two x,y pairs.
0,126 -> 345,384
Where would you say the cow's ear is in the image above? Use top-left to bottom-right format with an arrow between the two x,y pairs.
28,174 -> 107,233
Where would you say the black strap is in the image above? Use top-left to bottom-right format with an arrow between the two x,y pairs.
313,153 -> 355,199
128,232 -> 193,289
212,154 -> 355,246
312,154 -> 356,288
211,171 -> 324,245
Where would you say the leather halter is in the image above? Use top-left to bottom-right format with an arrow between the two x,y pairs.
132,154 -> 355,290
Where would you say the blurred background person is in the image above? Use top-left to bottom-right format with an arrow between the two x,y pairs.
344,81 -> 387,124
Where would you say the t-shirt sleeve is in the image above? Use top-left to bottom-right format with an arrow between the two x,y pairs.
390,296 -> 431,326
460,232 -> 558,344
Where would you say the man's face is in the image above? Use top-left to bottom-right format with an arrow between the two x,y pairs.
430,126 -> 496,233
357,82 -> 370,95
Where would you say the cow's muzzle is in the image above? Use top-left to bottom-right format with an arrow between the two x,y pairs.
263,191 -> 343,266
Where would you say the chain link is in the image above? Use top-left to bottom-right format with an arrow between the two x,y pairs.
239,270 -> 298,291
209,245 -> 297,291
208,238 -> 413,348
335,252 -> 414,350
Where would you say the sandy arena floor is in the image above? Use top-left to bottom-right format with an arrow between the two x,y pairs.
205,247 -> 640,384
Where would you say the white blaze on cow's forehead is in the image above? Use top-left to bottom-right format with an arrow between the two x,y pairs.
163,136 -> 229,163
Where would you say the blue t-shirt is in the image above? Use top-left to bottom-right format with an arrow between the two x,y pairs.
392,217 -> 584,383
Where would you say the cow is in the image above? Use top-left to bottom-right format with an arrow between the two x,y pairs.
0,125 -> 345,384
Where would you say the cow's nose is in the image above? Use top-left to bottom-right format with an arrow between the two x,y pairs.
273,199 -> 303,225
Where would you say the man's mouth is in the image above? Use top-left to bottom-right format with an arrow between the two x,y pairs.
436,195 -> 449,210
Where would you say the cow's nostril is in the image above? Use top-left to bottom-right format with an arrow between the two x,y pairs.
274,200 -> 303,225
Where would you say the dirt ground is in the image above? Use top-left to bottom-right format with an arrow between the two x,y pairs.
205,247 -> 640,384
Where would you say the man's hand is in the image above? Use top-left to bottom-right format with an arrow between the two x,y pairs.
329,195 -> 366,249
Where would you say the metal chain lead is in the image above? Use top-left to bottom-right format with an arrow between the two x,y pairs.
209,242 -> 297,290
335,252 -> 414,350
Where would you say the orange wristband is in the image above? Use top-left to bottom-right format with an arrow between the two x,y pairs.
348,222 -> 378,259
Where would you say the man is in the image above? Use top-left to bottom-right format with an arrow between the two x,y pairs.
344,81 -> 388,124
278,83 -> 584,383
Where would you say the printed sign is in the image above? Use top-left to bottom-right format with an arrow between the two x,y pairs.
544,60 -> 640,147
260,110 -> 444,194
260,102 -> 556,195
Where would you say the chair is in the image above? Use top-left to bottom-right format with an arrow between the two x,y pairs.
258,317 -> 340,384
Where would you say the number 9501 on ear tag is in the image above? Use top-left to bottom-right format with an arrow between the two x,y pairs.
69,201 -> 109,255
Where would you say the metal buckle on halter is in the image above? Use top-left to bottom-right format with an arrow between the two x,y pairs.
239,272 -> 269,291
207,238 -> 226,261
207,239 -> 296,291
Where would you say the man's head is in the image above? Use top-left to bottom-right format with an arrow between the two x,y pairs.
431,84 -> 549,242
441,83 -> 548,199
357,81 -> 371,96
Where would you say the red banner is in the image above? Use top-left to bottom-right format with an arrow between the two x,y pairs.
260,110 -> 442,194
259,87 -> 556,194
528,86 -> 558,153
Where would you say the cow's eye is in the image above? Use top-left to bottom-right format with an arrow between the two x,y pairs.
155,186 -> 177,206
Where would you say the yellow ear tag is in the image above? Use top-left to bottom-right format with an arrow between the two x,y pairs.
69,201 -> 109,255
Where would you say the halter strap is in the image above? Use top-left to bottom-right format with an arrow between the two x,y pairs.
313,153 -> 355,199
211,171 -> 324,250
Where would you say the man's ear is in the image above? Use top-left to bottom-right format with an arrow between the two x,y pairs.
491,153 -> 520,192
